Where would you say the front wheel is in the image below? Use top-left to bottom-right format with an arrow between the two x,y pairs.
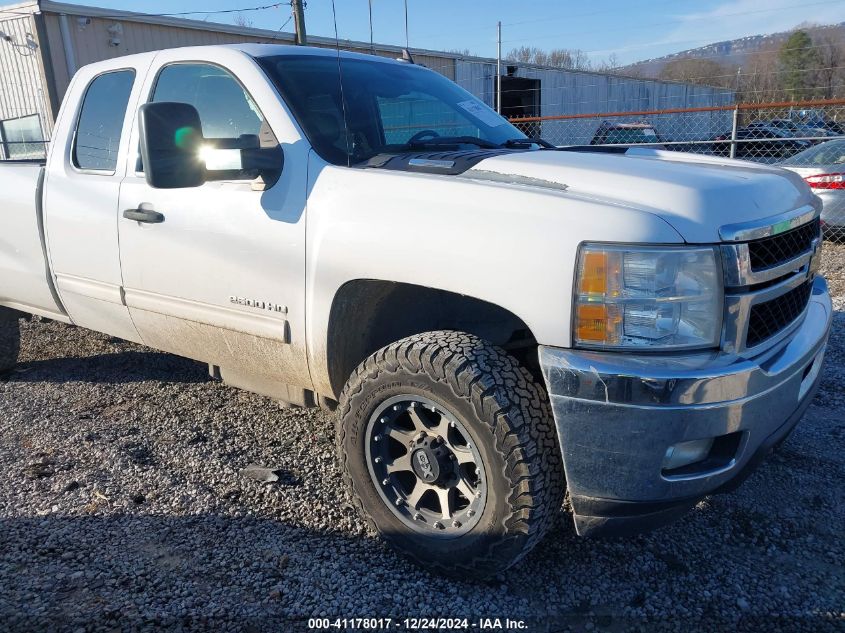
0,308 -> 21,374
337,331 -> 564,577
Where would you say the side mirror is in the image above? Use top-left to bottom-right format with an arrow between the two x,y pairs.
138,102 -> 206,189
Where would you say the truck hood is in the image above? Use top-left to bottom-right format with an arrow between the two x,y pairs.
465,148 -> 817,243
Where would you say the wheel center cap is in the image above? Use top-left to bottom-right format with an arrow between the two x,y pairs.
412,447 -> 440,483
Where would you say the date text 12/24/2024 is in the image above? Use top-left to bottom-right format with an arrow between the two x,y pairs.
307,618 -> 528,630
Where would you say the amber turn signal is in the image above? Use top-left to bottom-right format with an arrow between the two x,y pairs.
578,251 -> 607,295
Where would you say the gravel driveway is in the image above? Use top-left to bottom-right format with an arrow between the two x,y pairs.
1,247 -> 844,633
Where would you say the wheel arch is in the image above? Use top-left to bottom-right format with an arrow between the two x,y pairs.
322,279 -> 540,399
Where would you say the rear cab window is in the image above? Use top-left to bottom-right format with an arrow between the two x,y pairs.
604,127 -> 657,144
72,70 -> 136,172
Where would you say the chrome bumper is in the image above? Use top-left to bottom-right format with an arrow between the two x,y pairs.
541,276 -> 832,537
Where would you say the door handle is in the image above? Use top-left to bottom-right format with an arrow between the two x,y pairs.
123,208 -> 165,224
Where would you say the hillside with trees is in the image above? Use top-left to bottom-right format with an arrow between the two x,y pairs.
624,23 -> 845,103
506,23 -> 844,104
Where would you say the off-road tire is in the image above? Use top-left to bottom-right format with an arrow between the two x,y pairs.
0,308 -> 22,374
337,330 -> 565,578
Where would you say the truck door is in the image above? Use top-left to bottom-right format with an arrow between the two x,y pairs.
117,53 -> 310,392
43,65 -> 145,342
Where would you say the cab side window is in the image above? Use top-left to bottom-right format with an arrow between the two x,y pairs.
150,63 -> 273,180
73,70 -> 135,172
153,64 -> 263,139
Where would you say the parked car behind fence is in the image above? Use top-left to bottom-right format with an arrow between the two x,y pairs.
589,121 -> 662,146
711,124 -> 812,161
779,138 -> 845,239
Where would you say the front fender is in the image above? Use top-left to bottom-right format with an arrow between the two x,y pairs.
303,157 -> 683,396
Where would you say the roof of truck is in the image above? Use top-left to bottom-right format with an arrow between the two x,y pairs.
227,43 -> 416,65
74,43 -> 420,75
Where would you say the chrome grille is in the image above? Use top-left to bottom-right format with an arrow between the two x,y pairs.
748,218 -> 821,272
720,207 -> 822,353
746,280 -> 813,348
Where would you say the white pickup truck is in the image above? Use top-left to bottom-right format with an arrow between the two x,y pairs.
0,44 -> 831,577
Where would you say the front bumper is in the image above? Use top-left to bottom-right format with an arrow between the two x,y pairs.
540,276 -> 832,537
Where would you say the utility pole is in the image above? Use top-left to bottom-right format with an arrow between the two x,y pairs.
730,67 -> 741,159
496,21 -> 502,114
292,0 -> 307,45
404,0 -> 410,50
368,0 -> 374,54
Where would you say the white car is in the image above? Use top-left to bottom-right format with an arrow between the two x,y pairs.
779,139 -> 845,233
0,44 -> 831,577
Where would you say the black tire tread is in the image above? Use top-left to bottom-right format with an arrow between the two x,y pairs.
0,308 -> 21,374
337,330 -> 565,577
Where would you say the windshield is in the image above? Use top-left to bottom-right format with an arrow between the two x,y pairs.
770,120 -> 798,131
780,139 -> 845,166
602,127 -> 657,144
257,54 -> 526,165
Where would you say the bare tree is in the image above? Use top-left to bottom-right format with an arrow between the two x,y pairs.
233,12 -> 254,28
506,46 -> 543,64
739,42 -> 782,103
505,46 -> 592,70
593,53 -> 623,73
659,59 -> 737,88
815,33 -> 844,98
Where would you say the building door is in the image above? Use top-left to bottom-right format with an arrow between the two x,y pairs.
499,76 -> 541,120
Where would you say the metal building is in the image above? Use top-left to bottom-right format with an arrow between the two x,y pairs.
456,61 -> 735,143
0,0 -> 734,158
0,0 -> 459,157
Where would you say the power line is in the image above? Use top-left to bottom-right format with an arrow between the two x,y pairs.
500,0 -> 682,29
0,3 -> 294,19
415,0 -> 682,41
500,0 -> 845,44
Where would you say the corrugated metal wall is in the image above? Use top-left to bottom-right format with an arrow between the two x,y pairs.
455,60 -> 736,142
0,12 -> 51,155
41,12 -> 456,110
454,61 -> 498,107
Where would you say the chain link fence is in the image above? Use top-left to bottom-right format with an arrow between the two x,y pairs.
510,99 -> 845,241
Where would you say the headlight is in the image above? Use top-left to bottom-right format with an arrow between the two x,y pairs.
574,244 -> 722,350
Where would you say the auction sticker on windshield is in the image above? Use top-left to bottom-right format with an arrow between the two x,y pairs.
457,100 -> 506,127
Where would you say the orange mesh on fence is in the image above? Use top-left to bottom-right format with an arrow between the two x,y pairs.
507,98 -> 845,124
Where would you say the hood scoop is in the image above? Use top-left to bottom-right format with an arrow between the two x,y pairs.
461,168 -> 569,192
361,149 -> 523,175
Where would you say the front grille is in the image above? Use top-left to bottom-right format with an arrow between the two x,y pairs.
746,280 -> 813,347
748,218 -> 821,271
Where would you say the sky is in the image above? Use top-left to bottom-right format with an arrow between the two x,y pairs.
59,0 -> 845,65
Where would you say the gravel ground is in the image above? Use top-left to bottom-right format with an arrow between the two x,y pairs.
1,247 -> 844,632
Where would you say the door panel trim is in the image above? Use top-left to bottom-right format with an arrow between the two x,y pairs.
123,287 -> 290,342
55,273 -> 124,305
0,300 -> 72,324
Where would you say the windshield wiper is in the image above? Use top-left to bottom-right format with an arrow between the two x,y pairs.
406,136 -> 502,150
500,137 -> 556,149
